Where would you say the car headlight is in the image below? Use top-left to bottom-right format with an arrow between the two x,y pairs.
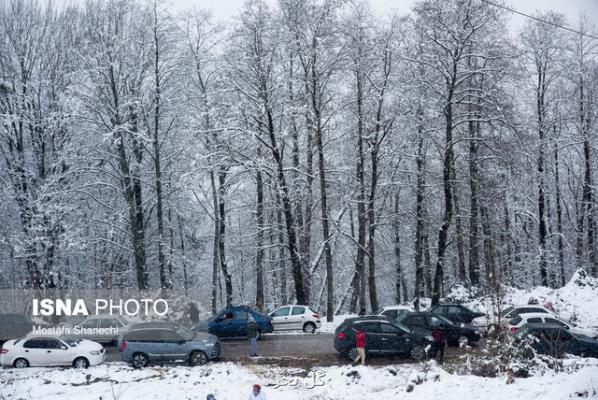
90,350 -> 102,355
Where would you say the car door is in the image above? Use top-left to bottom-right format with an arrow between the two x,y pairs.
157,329 -> 187,362
378,322 -> 408,354
290,306 -> 306,330
22,339 -> 47,366
403,315 -> 428,336
45,338 -> 71,366
233,310 -> 249,337
427,315 -> 455,341
211,311 -> 234,337
270,307 -> 292,331
356,322 -> 382,353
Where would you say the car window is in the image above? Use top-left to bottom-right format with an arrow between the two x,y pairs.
379,323 -> 401,334
509,316 -> 522,325
545,318 -> 567,328
292,307 -> 305,316
81,319 -> 98,328
355,322 -> 380,333
112,318 -> 124,327
528,318 -> 542,323
155,329 -> 181,342
448,306 -> 462,315
127,329 -> 159,342
98,318 -> 117,328
411,316 -> 427,327
234,311 -> 249,320
382,310 -> 397,319
272,307 -> 291,317
23,339 -> 44,349
429,307 -> 443,315
46,339 -> 64,349
176,326 -> 195,341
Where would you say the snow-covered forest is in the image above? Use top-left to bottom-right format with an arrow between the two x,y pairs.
0,0 -> 596,318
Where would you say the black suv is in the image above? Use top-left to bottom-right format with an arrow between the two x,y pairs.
427,304 -> 485,324
515,323 -> 598,358
400,312 -> 481,347
334,316 -> 430,361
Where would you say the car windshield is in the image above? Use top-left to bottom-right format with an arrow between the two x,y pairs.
60,335 -> 80,347
501,306 -> 514,316
176,326 -> 195,340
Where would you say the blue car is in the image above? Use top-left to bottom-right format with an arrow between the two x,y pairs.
118,321 -> 220,368
191,305 -> 273,339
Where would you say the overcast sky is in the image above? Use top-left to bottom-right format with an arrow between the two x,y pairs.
170,0 -> 598,28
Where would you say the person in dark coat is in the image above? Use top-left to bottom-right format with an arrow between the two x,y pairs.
430,328 -> 447,364
247,315 -> 259,357
189,302 -> 200,324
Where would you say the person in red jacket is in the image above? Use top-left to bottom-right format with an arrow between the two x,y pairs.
430,328 -> 447,364
354,328 -> 366,365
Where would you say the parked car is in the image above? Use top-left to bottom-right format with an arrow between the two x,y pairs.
118,321 -> 220,368
514,323 -> 598,358
0,335 -> 104,368
501,305 -> 556,320
400,312 -> 481,347
507,313 -> 598,338
427,304 -> 486,325
379,305 -> 413,321
72,315 -> 131,344
0,314 -> 34,345
191,305 -> 273,339
334,316 -> 430,361
268,305 -> 321,333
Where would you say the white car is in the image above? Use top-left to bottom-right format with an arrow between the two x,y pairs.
0,335 -> 105,368
268,305 -> 321,333
500,305 -> 556,325
379,305 -> 413,321
506,313 -> 598,338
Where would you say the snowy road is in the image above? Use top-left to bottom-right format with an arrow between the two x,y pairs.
105,333 -> 480,367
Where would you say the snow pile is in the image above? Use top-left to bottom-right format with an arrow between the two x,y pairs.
1,360 -> 597,400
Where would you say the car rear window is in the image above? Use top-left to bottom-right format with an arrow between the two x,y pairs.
509,316 -> 522,325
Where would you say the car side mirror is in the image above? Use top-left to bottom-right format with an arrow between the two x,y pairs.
61,345 -> 68,350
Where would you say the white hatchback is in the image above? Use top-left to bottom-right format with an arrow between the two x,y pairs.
268,305 -> 321,333
506,312 -> 598,338
0,335 -> 105,368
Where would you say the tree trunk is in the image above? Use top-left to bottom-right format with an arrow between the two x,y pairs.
255,152 -> 265,311
414,112 -> 426,310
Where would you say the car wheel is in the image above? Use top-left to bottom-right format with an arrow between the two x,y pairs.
410,345 -> 426,361
347,347 -> 359,362
458,335 -> 469,347
132,352 -> 149,369
190,350 -> 208,366
73,357 -> 89,369
13,358 -> 29,368
303,322 -> 316,334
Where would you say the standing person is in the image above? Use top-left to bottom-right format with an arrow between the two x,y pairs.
248,384 -> 266,400
189,302 -> 200,325
430,328 -> 447,364
353,328 -> 366,365
247,315 -> 259,357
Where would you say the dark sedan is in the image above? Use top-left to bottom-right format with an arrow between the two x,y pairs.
191,305 -> 273,339
334,316 -> 430,361
400,312 -> 481,346
427,304 -> 486,325
515,323 -> 598,358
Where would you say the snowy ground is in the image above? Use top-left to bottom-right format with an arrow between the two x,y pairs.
1,358 -> 597,400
